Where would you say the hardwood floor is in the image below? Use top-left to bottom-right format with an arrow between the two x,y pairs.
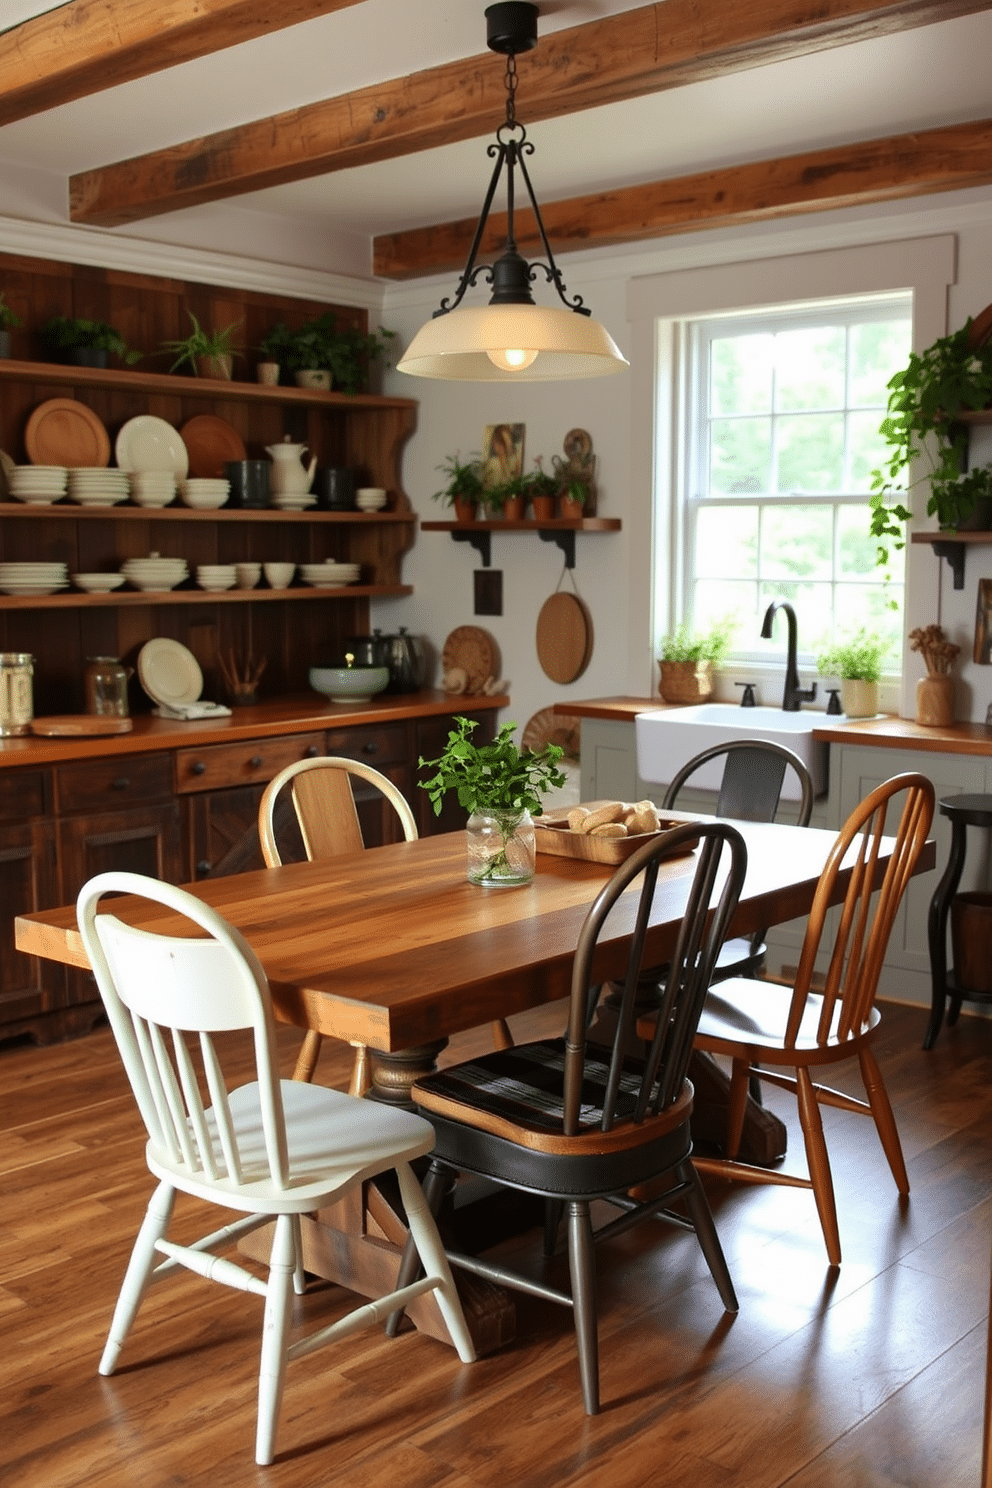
1,999 -> 989,1487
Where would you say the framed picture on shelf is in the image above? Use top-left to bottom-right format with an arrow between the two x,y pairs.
482,423 -> 524,490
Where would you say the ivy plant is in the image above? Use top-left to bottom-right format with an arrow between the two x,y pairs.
418,715 -> 566,817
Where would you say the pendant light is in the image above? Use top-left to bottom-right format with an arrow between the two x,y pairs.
396,2 -> 628,383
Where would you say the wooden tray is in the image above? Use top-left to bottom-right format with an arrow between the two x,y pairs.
534,809 -> 698,866
25,399 -> 111,468
30,715 -> 133,735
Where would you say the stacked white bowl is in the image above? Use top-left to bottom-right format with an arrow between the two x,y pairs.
120,555 -> 189,592
70,572 -> 127,593
195,564 -> 237,592
178,478 -> 230,510
67,467 -> 130,507
129,471 -> 177,508
298,562 -> 362,587
271,490 -> 317,511
7,466 -> 68,505
355,487 -> 387,511
0,561 -> 69,595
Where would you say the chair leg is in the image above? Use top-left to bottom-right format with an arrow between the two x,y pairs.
255,1214 -> 296,1466
395,1162 -> 475,1363
682,1161 -> 738,1313
384,1158 -> 449,1338
99,1180 -> 175,1375
292,1029 -> 323,1082
291,1215 -> 307,1295
725,1058 -> 751,1158
567,1200 -> 600,1415
491,1018 -> 514,1050
858,1046 -> 910,1195
795,1067 -> 841,1266
348,1042 -> 371,1097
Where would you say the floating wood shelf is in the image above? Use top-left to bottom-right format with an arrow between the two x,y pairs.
0,584 -> 412,611
911,529 -> 992,589
422,517 -> 621,569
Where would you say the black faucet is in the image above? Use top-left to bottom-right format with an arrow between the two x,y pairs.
761,600 -> 817,712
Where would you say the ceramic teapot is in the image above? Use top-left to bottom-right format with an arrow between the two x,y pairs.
265,435 -> 317,496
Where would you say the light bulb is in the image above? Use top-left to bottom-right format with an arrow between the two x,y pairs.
486,347 -> 539,372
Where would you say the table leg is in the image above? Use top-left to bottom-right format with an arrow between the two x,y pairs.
925,819 -> 967,1050
366,1039 -> 447,1107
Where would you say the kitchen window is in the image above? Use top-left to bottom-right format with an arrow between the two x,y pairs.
674,293 -> 912,666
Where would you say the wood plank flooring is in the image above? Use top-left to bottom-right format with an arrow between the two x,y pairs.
0,999 -> 989,1487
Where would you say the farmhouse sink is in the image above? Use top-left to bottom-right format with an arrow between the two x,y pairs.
635,704 -> 828,800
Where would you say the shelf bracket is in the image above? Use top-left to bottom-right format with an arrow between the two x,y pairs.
538,527 -> 576,568
450,528 -> 492,568
932,540 -> 966,589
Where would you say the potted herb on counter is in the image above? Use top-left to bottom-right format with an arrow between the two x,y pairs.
657,616 -> 736,703
43,315 -> 140,369
816,628 -> 890,718
0,293 -> 20,359
419,715 -> 566,886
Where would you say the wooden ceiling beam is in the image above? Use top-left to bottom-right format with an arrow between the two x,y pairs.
0,0 -> 368,128
373,117 -> 992,279
68,0 -> 992,226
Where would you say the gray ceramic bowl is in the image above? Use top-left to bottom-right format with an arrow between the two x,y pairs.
309,664 -> 390,703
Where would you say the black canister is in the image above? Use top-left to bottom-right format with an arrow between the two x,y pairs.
384,628 -> 423,693
315,468 -> 356,510
345,631 -> 390,668
225,459 -> 270,508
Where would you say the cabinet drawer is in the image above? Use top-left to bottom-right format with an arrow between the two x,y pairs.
56,754 -> 173,813
324,723 -> 407,768
0,769 -> 48,821
175,733 -> 324,794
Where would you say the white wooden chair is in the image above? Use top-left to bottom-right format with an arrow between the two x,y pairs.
77,870 -> 474,1467
259,755 -> 512,1091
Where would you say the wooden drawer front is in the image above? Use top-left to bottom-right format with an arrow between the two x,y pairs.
324,723 -> 407,769
175,733 -> 325,794
0,769 -> 47,821
56,754 -> 173,813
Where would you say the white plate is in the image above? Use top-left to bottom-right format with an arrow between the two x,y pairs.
0,582 -> 68,595
137,639 -> 203,708
116,416 -> 189,478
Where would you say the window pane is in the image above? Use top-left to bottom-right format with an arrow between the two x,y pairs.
694,505 -> 757,577
775,326 -> 845,411
776,414 -> 844,492
761,505 -> 832,580
848,320 -> 912,407
758,583 -> 823,653
847,410 -> 892,492
710,417 -> 771,494
694,580 -> 756,636
823,587 -> 904,654
710,334 -> 773,416
837,504 -> 879,577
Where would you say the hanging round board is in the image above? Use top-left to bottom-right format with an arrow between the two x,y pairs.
536,592 -> 592,683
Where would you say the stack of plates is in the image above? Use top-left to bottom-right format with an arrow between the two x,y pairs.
120,555 -> 190,592
178,478 -> 230,510
67,467 -> 130,507
271,491 -> 317,511
128,471 -> 177,508
195,564 -> 237,592
298,562 -> 362,588
7,466 -> 68,505
0,561 -> 69,595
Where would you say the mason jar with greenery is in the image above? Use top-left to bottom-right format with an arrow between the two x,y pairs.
816,627 -> 889,718
419,715 -> 566,886
657,616 -> 736,703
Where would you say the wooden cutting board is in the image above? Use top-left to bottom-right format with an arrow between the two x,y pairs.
25,399 -> 111,468
179,415 -> 247,478
536,592 -> 592,683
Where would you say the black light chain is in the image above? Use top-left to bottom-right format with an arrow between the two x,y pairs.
504,52 -> 518,128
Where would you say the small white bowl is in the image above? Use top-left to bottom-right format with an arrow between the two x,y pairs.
309,665 -> 390,703
355,487 -> 387,511
263,562 -> 295,589
235,563 -> 261,589
71,573 -> 127,592
179,482 -> 230,510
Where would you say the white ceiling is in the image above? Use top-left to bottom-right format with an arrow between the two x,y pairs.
0,1 -> 988,271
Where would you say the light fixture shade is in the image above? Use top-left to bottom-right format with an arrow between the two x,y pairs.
397,303 -> 628,381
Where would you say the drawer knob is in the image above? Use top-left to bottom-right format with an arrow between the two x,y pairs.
111,777 -> 130,791
249,755 -> 263,769
191,761 -> 206,776
304,745 -> 319,759
362,741 -> 378,755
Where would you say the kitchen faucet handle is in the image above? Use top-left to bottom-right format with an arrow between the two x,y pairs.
735,682 -> 757,707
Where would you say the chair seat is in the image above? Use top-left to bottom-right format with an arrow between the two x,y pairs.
147,1078 -> 437,1213
695,978 -> 880,1061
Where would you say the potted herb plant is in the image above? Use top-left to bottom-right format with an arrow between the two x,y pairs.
433,453 -> 484,522
657,616 -> 736,703
816,627 -> 890,718
870,315 -> 992,563
555,468 -> 588,521
527,461 -> 559,521
256,323 -> 292,385
43,315 -> 141,369
0,293 -> 20,359
485,472 -> 528,521
275,314 -> 396,393
162,312 -> 242,379
419,715 -> 566,886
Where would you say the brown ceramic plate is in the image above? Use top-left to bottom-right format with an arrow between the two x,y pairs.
25,399 -> 111,468
179,415 -> 247,478
30,715 -> 133,736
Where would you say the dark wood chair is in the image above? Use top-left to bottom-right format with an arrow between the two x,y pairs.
391,820 -> 748,1414
684,772 -> 935,1267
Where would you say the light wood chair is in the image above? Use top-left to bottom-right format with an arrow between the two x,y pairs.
258,755 -> 513,1090
683,772 -> 935,1267
76,870 -> 474,1467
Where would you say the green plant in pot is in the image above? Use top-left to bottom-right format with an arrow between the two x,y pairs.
485,471 -> 529,521
43,315 -> 140,369
432,452 -> 484,520
816,627 -> 889,718
0,292 -> 20,359
526,461 -> 559,520
419,715 -> 566,886
256,322 -> 293,385
552,454 -> 589,518
276,313 -> 395,393
870,316 -> 992,563
162,312 -> 242,379
657,616 -> 736,703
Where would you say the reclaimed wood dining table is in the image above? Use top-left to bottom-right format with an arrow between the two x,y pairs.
14,815 -> 934,1352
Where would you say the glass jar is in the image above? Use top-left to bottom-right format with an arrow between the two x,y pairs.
84,657 -> 132,717
0,653 -> 33,736
465,808 -> 536,887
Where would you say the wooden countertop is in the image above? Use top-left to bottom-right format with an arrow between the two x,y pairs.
0,691 -> 506,768
556,697 -> 992,757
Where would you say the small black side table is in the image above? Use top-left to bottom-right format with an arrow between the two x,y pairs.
925,793 -> 992,1050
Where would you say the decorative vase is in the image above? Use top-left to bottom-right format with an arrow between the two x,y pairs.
294,369 -> 331,391
453,495 -> 477,522
658,659 -> 714,704
196,353 -> 233,380
465,808 -> 536,887
531,494 -> 555,521
502,495 -> 525,521
256,361 -> 280,385
840,678 -> 878,718
916,674 -> 954,726
560,496 -> 585,521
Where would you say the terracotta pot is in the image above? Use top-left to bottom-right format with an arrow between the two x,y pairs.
293,369 -> 331,391
916,674 -> 954,726
502,495 -> 525,521
196,353 -> 233,380
658,659 -> 713,704
453,496 -> 477,523
256,361 -> 280,386
840,678 -> 878,718
560,496 -> 585,521
531,494 -> 556,521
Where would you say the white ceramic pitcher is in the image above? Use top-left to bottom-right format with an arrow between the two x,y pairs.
265,436 -> 317,496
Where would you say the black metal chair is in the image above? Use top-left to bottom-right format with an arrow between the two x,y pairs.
390,821 -> 748,1415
